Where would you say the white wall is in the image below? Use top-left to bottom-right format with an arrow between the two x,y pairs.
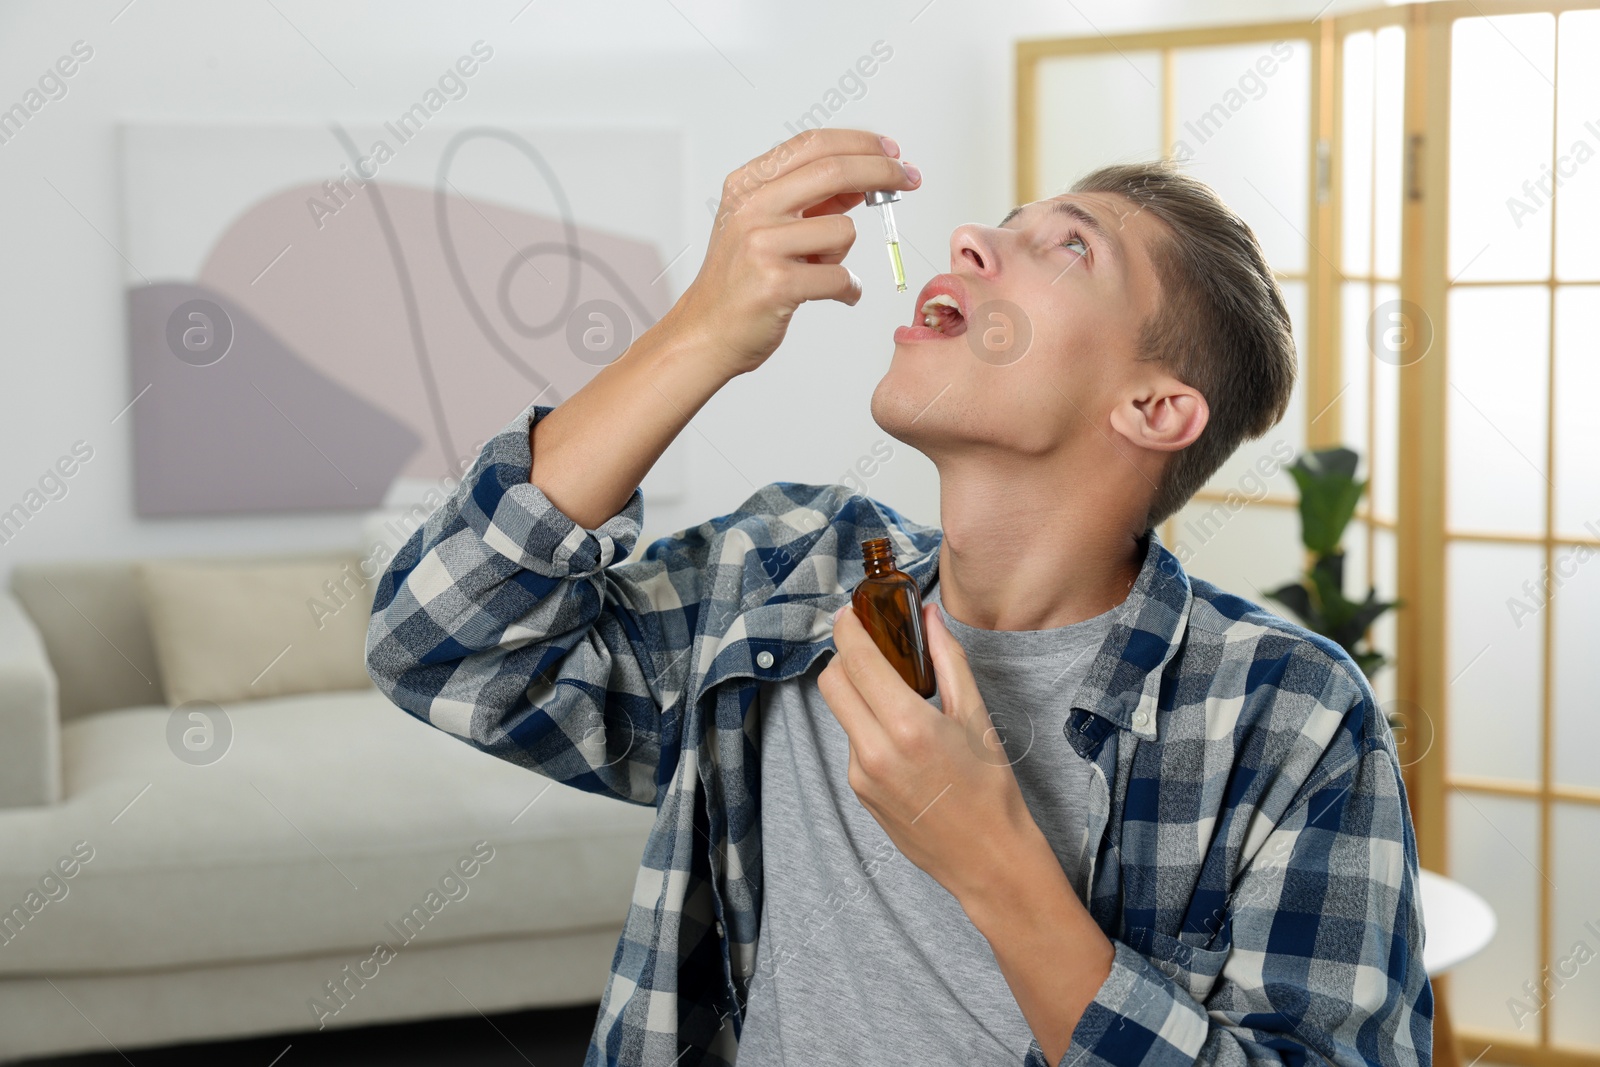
0,0 -> 1349,583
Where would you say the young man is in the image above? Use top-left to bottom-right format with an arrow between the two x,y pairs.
365,128 -> 1432,1067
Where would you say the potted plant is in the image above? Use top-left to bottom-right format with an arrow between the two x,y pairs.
1266,446 -> 1400,680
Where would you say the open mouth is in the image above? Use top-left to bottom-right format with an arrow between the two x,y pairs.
893,274 -> 972,346
917,293 -> 968,337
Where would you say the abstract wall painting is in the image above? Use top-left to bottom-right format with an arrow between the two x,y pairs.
119,123 -> 685,516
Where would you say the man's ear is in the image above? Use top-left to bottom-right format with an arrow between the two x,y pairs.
1109,373 -> 1209,453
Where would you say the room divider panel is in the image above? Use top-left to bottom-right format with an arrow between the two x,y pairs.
1018,7 -> 1600,1067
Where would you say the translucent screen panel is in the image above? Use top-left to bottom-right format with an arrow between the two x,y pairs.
1372,27 -> 1404,280
1342,31 -> 1375,276
1551,805 -> 1600,1046
1372,282 -> 1400,524
1033,52 -> 1163,196
1341,281 -> 1372,480
1556,11 -> 1600,282
1347,516 -> 1370,596
1340,26 -> 1405,281
1171,40 -> 1311,274
1446,286 -> 1550,537
1447,792 -> 1541,1039
1447,541 -> 1543,783
1370,526 -> 1398,707
1340,521 -> 1398,710
1373,524 -> 1398,602
1206,280 -> 1306,497
1553,541 -> 1600,790
1167,494 -> 1302,609
1449,14 -> 1556,283
1554,286 -> 1600,539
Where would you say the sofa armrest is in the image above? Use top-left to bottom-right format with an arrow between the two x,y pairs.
0,591 -> 61,807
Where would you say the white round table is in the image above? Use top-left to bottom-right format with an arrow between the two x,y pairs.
1418,868 -> 1497,975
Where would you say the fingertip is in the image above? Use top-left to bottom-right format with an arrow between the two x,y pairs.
926,605 -> 964,657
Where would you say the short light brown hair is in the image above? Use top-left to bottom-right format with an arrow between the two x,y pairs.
1069,160 -> 1297,530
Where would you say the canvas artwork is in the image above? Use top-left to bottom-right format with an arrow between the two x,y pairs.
119,122 -> 686,516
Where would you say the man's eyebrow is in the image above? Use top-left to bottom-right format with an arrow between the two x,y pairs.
999,199 -> 1117,251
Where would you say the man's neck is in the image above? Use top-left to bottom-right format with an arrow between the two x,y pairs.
932,456 -> 1147,633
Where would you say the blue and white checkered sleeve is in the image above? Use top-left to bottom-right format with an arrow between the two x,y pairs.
1029,705 -> 1433,1067
365,400 -> 703,808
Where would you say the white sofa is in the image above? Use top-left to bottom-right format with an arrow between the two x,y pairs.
0,552 -> 655,1064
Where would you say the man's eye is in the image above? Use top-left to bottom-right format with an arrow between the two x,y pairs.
1058,233 -> 1088,256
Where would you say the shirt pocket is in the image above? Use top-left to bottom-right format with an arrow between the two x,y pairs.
1121,925 -> 1232,1003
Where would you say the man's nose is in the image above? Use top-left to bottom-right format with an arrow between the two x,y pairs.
949,223 -> 1002,277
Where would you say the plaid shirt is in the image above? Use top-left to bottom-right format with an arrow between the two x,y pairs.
366,400 -> 1433,1067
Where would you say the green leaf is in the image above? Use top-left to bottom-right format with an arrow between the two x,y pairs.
1330,587 -> 1398,650
1265,581 -> 1317,628
1308,447 -> 1360,480
1291,475 -> 1365,556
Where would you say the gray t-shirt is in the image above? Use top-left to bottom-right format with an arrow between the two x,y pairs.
734,580 -> 1116,1066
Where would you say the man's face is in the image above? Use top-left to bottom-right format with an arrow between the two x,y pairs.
870,191 -> 1168,465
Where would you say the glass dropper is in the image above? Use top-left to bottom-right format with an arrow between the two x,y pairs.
863,189 -> 908,292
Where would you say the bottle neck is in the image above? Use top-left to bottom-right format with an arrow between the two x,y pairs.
862,538 -> 895,577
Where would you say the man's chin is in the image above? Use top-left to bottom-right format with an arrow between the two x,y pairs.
868,370 -> 942,449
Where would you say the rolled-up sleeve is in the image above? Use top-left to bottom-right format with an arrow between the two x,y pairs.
1025,736 -> 1432,1067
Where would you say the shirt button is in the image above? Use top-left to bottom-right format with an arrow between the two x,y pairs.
715,920 -> 726,937
1133,710 -> 1151,729
755,651 -> 775,669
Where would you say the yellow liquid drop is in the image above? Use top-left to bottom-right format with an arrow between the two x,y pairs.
887,241 -> 907,292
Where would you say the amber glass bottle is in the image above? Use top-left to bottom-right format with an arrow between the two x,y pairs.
851,537 -> 937,698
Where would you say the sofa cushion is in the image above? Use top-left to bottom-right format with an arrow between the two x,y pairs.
9,550 -> 366,722
9,561 -> 167,722
137,555 -> 373,706
0,689 -> 658,975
